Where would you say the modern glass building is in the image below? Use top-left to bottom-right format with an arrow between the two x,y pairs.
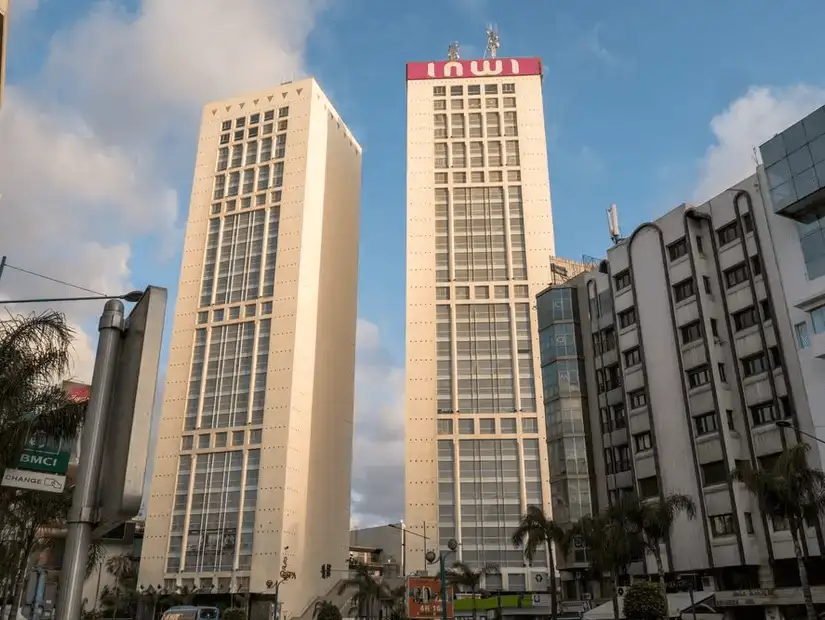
140,78 -> 361,619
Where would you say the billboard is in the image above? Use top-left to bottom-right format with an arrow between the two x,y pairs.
406,57 -> 542,81
408,577 -> 453,620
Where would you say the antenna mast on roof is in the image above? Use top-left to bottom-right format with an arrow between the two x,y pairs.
484,25 -> 500,59
447,41 -> 460,61
607,204 -> 621,245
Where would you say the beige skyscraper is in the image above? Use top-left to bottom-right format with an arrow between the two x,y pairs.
140,78 -> 361,618
1,0 -> 8,108
404,43 -> 557,590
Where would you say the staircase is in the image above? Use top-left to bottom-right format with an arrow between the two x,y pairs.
295,580 -> 352,620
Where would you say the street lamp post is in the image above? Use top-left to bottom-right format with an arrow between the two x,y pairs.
266,554 -> 296,620
425,538 -> 458,620
776,420 -> 825,446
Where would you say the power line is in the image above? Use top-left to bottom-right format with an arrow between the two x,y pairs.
4,262 -> 105,297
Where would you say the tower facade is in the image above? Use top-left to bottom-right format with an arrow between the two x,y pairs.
140,78 -> 362,618
404,55 -> 556,590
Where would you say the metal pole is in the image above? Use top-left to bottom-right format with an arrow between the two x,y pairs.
690,586 -> 696,620
401,523 -> 407,577
55,300 -> 125,620
439,555 -> 447,620
273,581 -> 280,620
31,569 -> 46,620
0,256 -> 6,287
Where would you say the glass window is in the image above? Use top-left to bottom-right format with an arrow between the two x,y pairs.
214,432 -> 227,448
522,418 -> 538,433
232,431 -> 245,446
795,321 -> 811,348
198,434 -> 210,449
250,429 -> 262,444
798,211 -> 825,281
500,418 -> 517,433
459,419 -> 474,434
181,435 -> 194,450
438,419 -> 454,435
479,419 -> 495,434
710,514 -> 735,537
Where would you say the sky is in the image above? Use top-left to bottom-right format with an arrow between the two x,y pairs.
2,0 -> 825,527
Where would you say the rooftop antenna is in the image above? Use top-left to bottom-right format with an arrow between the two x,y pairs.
607,204 -> 621,245
447,41 -> 460,61
484,24 -> 500,59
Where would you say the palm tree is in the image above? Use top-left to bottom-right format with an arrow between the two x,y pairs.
732,444 -> 825,620
0,311 -> 87,471
572,496 -> 645,620
628,493 -> 696,594
511,505 -> 568,620
102,554 -> 136,619
444,561 -> 500,620
337,562 -> 386,620
313,600 -> 343,620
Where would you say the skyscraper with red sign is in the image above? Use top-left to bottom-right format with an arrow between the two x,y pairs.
404,40 -> 557,590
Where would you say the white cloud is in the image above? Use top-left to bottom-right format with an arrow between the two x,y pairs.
350,319 -> 404,528
693,85 -> 825,203
0,0 -> 326,372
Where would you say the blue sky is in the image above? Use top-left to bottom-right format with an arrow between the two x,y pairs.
2,0 -> 825,523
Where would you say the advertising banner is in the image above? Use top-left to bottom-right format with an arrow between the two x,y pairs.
408,577 -> 453,620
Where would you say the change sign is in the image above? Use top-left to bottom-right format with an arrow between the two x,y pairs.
2,429 -> 72,494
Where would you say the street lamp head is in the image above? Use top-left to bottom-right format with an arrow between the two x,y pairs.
447,538 -> 458,552
121,290 -> 144,302
425,550 -> 437,563
776,420 -> 792,428
266,580 -> 274,589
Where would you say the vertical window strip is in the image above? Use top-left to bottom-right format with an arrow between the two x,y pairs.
515,303 -> 536,412
200,218 -> 221,307
435,189 -> 450,283
184,329 -> 208,431
508,186 -> 527,280
239,449 -> 261,569
262,207 -> 280,297
251,319 -> 271,424
436,305 -> 453,412
165,455 -> 192,572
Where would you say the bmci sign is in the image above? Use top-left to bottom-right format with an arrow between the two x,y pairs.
15,435 -> 71,475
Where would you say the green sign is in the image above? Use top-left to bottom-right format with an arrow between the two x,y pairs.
14,431 -> 71,475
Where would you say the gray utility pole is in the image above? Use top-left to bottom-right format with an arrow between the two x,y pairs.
55,300 -> 125,620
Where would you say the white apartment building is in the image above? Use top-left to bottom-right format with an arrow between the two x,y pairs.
537,175 -> 825,609
404,51 -> 557,591
140,78 -> 362,619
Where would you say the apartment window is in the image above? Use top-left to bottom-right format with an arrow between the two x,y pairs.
750,401 -> 783,427
451,98 -> 464,110
673,278 -> 695,302
434,114 -> 448,138
452,142 -> 467,167
812,304 -> 825,333
702,461 -> 728,486
696,235 -> 704,254
500,418 -> 517,433
724,262 -> 749,289
505,140 -> 520,166
450,85 -> 463,96
479,419 -> 495,434
468,85 -> 481,95
503,96 -> 516,108
742,352 -> 769,378
760,299 -> 772,321
264,110 -> 275,122
597,365 -> 621,393
717,221 -> 739,246
181,435 -> 194,450
718,363 -> 727,383
680,320 -> 702,344
613,404 -> 627,430
599,408 -> 612,433
742,212 -> 754,233
751,255 -> 762,277
618,306 -> 637,328
744,512 -> 755,534
703,276 -> 712,295
733,306 -> 759,332
638,476 -> 659,499
608,445 -> 631,474
438,418 -> 453,435
694,411 -> 718,436
503,111 -> 518,136
484,84 -> 498,94
668,238 -> 688,261
710,514 -> 735,537
279,107 -> 289,118
434,143 -> 448,168
795,321 -> 811,349
687,365 -> 711,389
727,410 -> 736,431
221,120 -> 232,131
435,170 -> 447,183
634,432 -> 652,452
769,346 -> 782,368
614,270 -> 631,291
623,347 -> 642,368
629,389 -> 647,409
486,97 -> 499,108
220,133 -> 230,145
233,130 -> 244,142
277,120 -> 288,132
451,114 -> 465,138
468,98 -> 481,109
593,327 -> 616,354
502,83 -> 515,93
235,117 -> 246,128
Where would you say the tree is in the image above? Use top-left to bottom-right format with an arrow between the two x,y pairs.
511,505 -> 567,620
732,444 -> 825,620
628,493 -> 696,595
337,562 -> 388,620
223,608 -> 247,620
0,311 -> 87,475
445,562 -> 499,620
623,581 -> 667,620
572,495 -> 645,620
99,554 -> 137,619
313,600 -> 343,620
